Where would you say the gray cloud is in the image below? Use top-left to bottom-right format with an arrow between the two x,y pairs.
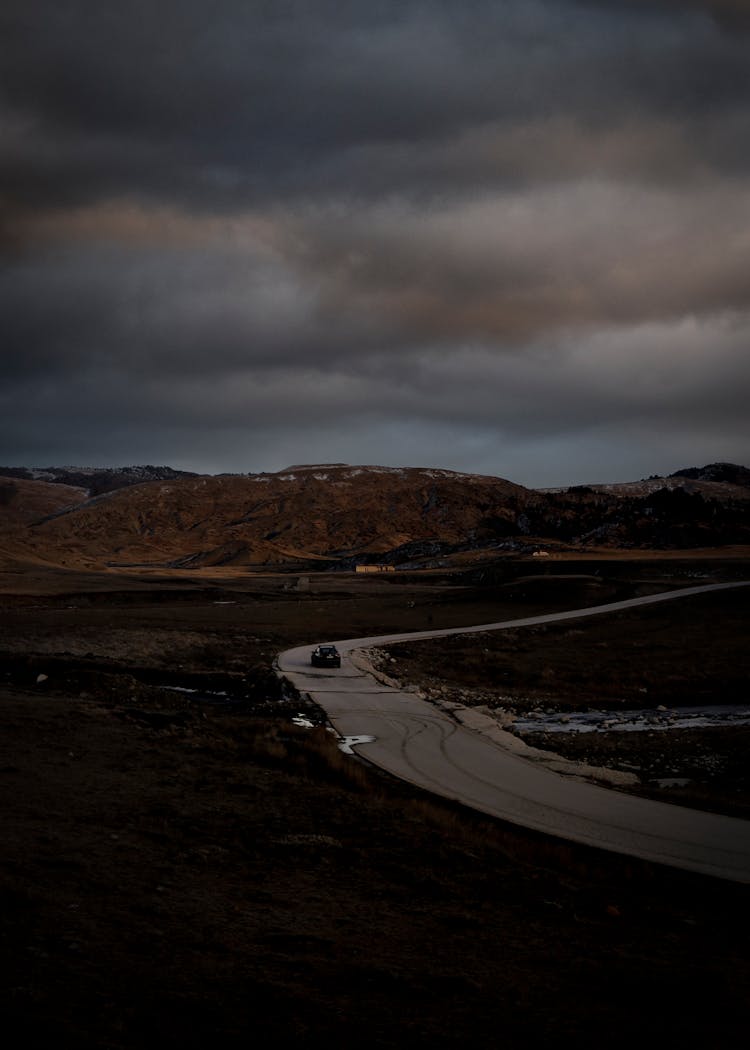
4,0 -> 750,213
0,1 -> 748,485
577,1 -> 750,33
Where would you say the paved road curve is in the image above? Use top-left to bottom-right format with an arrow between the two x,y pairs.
277,582 -> 750,882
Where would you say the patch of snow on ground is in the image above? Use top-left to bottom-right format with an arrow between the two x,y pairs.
338,734 -> 376,755
511,704 -> 750,735
344,466 -> 406,477
164,686 -> 229,698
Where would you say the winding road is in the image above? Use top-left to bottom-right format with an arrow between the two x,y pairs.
277,582 -> 750,882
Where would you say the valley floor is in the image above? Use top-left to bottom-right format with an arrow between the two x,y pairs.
0,561 -> 748,1047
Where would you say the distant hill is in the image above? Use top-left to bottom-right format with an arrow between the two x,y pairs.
0,465 -> 198,498
542,463 -> 750,501
1,462 -> 748,570
670,463 -> 750,487
2,465 -> 536,569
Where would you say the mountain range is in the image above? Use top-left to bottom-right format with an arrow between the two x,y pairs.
1,462 -> 749,570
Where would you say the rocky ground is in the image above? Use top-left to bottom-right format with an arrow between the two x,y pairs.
1,564 -> 749,1047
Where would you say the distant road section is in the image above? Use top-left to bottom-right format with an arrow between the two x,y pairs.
277,582 -> 750,882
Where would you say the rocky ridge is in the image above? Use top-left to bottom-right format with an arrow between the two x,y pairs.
1,462 -> 748,569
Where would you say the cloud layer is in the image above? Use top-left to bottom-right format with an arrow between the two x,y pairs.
1,1 -> 748,485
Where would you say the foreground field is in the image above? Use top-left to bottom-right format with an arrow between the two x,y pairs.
1,560 -> 748,1046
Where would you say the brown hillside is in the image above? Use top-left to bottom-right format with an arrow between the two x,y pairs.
8,466 -> 537,569
0,477 -> 88,528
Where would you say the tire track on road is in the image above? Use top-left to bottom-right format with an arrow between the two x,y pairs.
278,581 -> 750,880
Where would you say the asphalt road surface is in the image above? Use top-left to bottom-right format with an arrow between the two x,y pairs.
277,582 -> 750,882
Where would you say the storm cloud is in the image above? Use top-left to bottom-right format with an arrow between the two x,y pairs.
1,1 -> 748,485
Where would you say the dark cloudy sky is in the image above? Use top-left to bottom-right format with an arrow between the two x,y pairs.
2,1 -> 749,486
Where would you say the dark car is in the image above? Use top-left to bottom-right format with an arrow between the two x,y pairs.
311,644 -> 341,668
